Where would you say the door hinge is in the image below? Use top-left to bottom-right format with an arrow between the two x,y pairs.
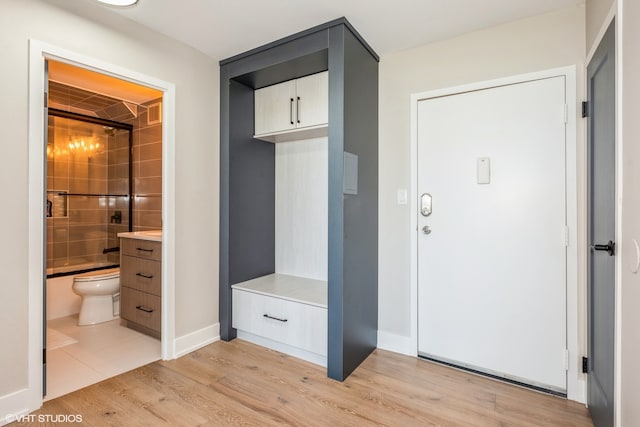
582,101 -> 588,118
582,356 -> 589,374
44,92 -> 48,108
563,225 -> 570,247
564,104 -> 568,124
564,349 -> 569,371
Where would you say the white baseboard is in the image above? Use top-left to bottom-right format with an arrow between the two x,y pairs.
377,330 -> 416,356
174,323 -> 220,358
236,331 -> 327,367
0,388 -> 38,427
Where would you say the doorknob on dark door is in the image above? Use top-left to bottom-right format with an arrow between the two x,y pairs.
592,240 -> 615,256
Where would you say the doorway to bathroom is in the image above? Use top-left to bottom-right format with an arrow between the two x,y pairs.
44,59 -> 164,400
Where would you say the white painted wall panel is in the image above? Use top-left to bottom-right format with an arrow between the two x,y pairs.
275,137 -> 328,281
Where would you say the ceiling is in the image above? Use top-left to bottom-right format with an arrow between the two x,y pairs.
101,0 -> 583,60
49,60 -> 162,105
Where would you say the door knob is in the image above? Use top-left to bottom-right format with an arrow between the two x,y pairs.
592,240 -> 615,256
422,225 -> 432,235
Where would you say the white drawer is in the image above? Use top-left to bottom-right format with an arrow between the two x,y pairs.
232,289 -> 327,356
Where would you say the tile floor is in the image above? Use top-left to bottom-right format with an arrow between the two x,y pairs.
45,315 -> 161,401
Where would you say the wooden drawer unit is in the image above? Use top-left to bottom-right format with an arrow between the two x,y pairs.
232,289 -> 327,357
120,286 -> 161,333
122,238 -> 161,261
120,255 -> 161,296
120,236 -> 162,338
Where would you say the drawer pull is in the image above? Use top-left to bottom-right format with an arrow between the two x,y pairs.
136,272 -> 154,279
136,305 -> 154,313
136,247 -> 154,252
263,313 -> 287,322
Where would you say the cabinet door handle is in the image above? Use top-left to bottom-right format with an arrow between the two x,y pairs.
136,272 -> 154,279
263,313 -> 287,322
290,98 -> 294,125
136,305 -> 154,313
296,96 -> 300,124
136,247 -> 154,253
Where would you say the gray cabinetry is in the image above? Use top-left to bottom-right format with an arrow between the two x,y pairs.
219,17 -> 378,381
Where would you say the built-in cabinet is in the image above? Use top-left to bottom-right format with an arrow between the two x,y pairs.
220,17 -> 379,381
232,274 -> 328,365
254,71 -> 328,143
232,76 -> 329,364
119,235 -> 162,339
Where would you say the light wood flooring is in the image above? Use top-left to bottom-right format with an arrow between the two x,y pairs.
17,340 -> 593,426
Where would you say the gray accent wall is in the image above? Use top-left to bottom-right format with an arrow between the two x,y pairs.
228,80 -> 275,286
219,17 -> 378,381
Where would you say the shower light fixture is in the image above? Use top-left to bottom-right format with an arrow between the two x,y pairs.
67,137 -> 100,154
96,0 -> 139,7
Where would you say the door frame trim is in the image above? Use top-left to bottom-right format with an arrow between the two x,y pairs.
409,66 -> 583,402
26,40 -> 176,411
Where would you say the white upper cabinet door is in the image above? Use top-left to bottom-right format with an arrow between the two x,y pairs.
255,79 -> 297,136
254,72 -> 328,139
295,71 -> 328,129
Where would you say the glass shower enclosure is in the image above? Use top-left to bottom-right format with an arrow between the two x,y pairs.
46,109 -> 133,277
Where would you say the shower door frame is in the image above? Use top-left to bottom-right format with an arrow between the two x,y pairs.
46,108 -> 134,277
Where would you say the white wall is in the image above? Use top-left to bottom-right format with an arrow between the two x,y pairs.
620,0 -> 640,424
275,138 -> 328,281
0,0 -> 218,402
378,5 -> 586,356
587,0 -> 616,53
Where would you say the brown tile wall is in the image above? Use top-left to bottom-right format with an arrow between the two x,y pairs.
132,98 -> 163,232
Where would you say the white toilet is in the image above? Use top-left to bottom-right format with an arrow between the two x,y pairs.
72,268 -> 120,326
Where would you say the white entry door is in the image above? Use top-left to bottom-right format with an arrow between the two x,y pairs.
417,76 -> 567,392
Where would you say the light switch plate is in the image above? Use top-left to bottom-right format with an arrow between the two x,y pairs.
397,189 -> 408,205
477,157 -> 490,184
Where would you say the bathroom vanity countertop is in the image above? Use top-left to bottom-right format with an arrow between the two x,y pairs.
117,230 -> 162,242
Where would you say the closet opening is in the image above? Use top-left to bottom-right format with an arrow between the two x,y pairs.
44,59 -> 163,400
228,57 -> 329,365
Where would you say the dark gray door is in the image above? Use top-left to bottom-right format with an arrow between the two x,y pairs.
587,20 -> 615,427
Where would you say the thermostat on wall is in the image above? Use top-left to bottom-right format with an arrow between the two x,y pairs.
344,152 -> 358,195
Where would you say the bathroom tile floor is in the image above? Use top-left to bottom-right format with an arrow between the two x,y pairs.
45,315 -> 161,401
